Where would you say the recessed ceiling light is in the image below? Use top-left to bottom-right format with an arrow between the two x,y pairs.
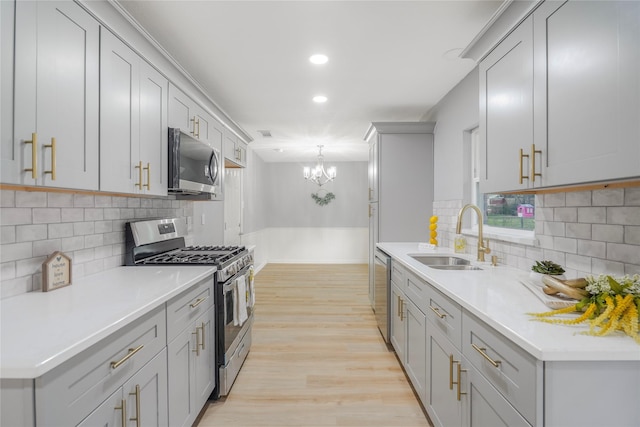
309,54 -> 328,65
313,95 -> 328,103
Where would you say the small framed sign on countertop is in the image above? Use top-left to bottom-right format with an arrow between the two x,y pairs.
42,251 -> 72,292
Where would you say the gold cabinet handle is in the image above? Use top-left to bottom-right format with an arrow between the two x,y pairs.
44,137 -> 56,180
191,117 -> 200,139
471,343 -> 501,368
449,354 -> 456,390
189,296 -> 208,309
114,399 -> 127,427
368,187 -> 372,200
129,384 -> 141,427
135,161 -> 143,190
24,132 -> 37,178
429,305 -> 446,319
143,162 -> 151,190
519,148 -> 529,184
192,328 -> 201,356
399,298 -> 405,321
196,118 -> 200,139
190,117 -> 197,136
110,344 -> 144,369
197,322 -> 205,350
456,363 -> 467,401
531,143 -> 542,182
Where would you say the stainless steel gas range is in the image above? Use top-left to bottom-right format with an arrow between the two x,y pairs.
125,218 -> 254,399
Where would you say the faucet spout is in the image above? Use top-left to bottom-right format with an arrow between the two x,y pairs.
456,204 -> 491,262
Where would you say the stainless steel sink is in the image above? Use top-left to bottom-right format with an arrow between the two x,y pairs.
410,255 -> 471,266
428,265 -> 483,271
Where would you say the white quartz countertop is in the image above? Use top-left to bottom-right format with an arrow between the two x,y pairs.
378,242 -> 640,362
0,266 -> 215,379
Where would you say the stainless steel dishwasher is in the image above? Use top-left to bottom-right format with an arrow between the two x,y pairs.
374,248 -> 391,343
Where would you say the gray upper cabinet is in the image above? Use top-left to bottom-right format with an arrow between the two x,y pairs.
4,0 -> 99,190
533,0 -> 640,186
479,15 -> 535,194
480,0 -> 640,193
100,29 -> 168,196
224,129 -> 247,168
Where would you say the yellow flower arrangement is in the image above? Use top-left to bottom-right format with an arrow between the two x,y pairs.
529,274 -> 640,344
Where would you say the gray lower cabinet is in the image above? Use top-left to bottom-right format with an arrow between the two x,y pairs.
166,278 -> 216,427
35,306 -> 168,426
426,323 -> 462,427
404,298 -> 427,406
390,282 -> 406,362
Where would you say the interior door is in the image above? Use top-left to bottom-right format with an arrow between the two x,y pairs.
224,168 -> 243,245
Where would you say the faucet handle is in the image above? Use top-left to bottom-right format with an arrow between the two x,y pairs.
483,238 -> 491,254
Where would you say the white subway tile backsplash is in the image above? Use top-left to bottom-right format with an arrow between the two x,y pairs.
84,259 -> 105,276
1,226 -> 16,244
553,237 -> 577,253
1,262 -> 16,280
1,242 -> 33,263
624,188 -> 640,206
1,276 -> 32,299
566,223 -> 591,239
104,231 -> 125,245
577,239 -> 606,258
16,224 -> 48,242
16,191 -> 47,207
544,193 -> 565,207
565,191 -> 591,207
592,259 -> 625,276
94,220 -> 113,234
16,256 -> 45,277
1,190 -> 15,207
127,198 -> 141,208
545,222 -> 565,237
94,245 -> 113,259
32,208 -> 61,224
61,236 -> 85,252
74,222 -> 95,236
625,226 -> 640,245
626,264 -> 640,275
536,207 -> 554,221
578,207 -> 606,224
593,189 -> 624,206
565,253 -> 591,273
48,223 -> 74,238
84,234 -> 104,248
112,197 -> 129,208
607,243 -> 640,264
47,193 -> 73,207
95,196 -> 113,208
607,207 -> 640,226
1,208 -> 33,225
140,198 -> 153,208
554,207 -> 577,222
104,208 -> 120,220
120,208 -> 136,219
592,224 -> 624,243
32,239 -> 61,257
84,208 -> 104,221
61,208 -> 84,222
73,194 -> 95,207
73,248 -> 95,264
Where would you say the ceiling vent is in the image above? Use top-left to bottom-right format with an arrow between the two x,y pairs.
257,130 -> 272,138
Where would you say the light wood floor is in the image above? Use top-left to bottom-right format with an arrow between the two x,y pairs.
197,264 -> 430,427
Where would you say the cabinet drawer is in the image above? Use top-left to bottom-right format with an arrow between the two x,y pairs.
35,305 -> 167,426
462,311 -> 537,426
425,286 -> 462,350
166,275 -> 214,342
404,269 -> 428,313
390,260 -> 405,291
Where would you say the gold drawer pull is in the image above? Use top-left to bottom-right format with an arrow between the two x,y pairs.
519,148 -> 529,184
24,132 -> 37,178
44,137 -> 56,180
143,162 -> 151,190
471,343 -> 501,368
197,322 -> 206,350
531,143 -> 542,182
135,161 -> 143,190
129,384 -> 141,427
114,399 -> 126,426
429,305 -> 446,319
110,344 -> 144,369
456,363 -> 467,401
192,328 -> 201,356
399,298 -> 405,321
449,354 -> 458,390
190,296 -> 208,308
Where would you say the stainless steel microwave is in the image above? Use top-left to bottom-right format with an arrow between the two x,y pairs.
168,127 -> 223,199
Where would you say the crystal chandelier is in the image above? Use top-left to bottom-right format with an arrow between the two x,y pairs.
303,145 -> 336,187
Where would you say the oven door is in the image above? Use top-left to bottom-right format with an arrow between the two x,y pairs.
222,265 -> 253,359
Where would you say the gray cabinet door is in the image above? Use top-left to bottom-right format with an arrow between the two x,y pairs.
77,388 -> 124,427
404,299 -> 427,407
426,323 -> 461,427
193,306 -> 216,410
479,15 -> 534,193
167,326 -> 197,427
390,282 -> 406,362
123,349 -> 169,427
462,362 -> 530,427
533,0 -> 640,186
11,0 -> 99,189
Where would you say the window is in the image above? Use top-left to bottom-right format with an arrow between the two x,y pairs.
469,128 -> 535,236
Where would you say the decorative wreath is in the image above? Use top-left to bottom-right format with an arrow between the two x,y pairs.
311,190 -> 335,206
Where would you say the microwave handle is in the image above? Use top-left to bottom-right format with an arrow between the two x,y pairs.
208,150 -> 219,185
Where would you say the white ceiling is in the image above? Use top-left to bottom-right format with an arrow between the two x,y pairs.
117,0 -> 503,163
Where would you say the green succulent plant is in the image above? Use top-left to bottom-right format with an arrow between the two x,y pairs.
531,260 -> 565,275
